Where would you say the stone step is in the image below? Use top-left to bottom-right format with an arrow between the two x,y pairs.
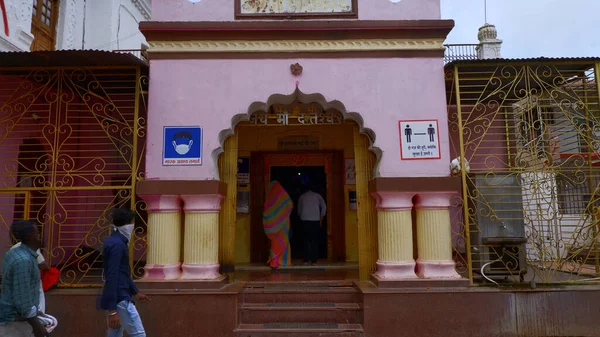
240,302 -> 362,324
242,285 -> 360,303
234,323 -> 365,337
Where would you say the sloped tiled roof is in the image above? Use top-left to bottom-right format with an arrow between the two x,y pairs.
0,50 -> 148,68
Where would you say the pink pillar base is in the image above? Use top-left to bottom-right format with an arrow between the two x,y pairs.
142,263 -> 182,280
416,259 -> 461,279
180,263 -> 221,280
375,261 -> 418,279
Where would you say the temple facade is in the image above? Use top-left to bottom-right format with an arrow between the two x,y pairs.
138,0 -> 461,284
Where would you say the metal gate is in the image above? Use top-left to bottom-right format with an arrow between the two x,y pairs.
446,59 -> 600,284
0,64 -> 148,286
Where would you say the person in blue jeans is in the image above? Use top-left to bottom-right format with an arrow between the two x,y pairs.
100,208 -> 150,337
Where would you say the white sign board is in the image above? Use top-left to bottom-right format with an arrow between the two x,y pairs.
398,120 -> 441,160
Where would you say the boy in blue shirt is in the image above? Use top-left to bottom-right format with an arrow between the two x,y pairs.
100,208 -> 149,337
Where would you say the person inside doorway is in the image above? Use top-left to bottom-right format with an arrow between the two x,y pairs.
0,220 -> 48,337
263,181 -> 294,269
298,183 -> 327,266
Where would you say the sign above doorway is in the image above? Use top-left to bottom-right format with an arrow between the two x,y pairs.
398,120 -> 441,160
277,136 -> 320,151
249,104 -> 343,126
162,126 -> 203,166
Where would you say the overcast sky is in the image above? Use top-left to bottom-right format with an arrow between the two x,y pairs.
441,0 -> 600,59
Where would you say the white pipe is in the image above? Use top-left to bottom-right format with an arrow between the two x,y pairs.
481,259 -> 502,286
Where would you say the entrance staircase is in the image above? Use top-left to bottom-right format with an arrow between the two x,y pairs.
235,281 -> 365,337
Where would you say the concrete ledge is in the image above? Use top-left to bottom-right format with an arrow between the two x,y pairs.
369,176 -> 461,193
136,179 -> 227,196
136,274 -> 229,290
359,285 -> 600,337
371,274 -> 470,289
46,286 -> 239,337
44,284 -> 600,337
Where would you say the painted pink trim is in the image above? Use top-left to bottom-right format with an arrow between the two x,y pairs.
181,194 -> 224,213
140,194 -> 181,213
375,261 -> 418,279
416,258 -> 461,279
180,263 -> 221,280
142,263 -> 182,280
371,191 -> 414,211
414,191 -> 456,210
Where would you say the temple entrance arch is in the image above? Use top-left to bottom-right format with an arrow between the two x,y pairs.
214,88 -> 381,280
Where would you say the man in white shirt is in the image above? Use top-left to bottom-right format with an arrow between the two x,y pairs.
297,184 -> 326,265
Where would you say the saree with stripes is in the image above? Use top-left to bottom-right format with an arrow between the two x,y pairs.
262,181 -> 294,268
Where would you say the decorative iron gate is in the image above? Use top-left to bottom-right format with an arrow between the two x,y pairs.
0,65 -> 148,286
446,60 -> 600,285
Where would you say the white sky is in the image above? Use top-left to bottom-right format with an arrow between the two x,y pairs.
441,0 -> 600,59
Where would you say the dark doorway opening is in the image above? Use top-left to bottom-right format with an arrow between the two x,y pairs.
270,166 -> 328,260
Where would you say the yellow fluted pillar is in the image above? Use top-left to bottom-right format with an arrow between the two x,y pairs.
141,195 -> 182,280
180,194 -> 224,280
415,192 -> 460,278
372,192 -> 417,279
220,133 -> 238,272
354,127 -> 378,280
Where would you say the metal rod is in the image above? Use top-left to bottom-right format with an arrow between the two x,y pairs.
592,63 -> 600,275
484,0 -> 487,24
129,66 -> 142,272
454,64 -> 474,285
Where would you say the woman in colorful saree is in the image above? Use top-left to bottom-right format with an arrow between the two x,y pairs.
263,181 -> 294,269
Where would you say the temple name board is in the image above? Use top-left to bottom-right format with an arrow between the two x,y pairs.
237,0 -> 356,16
249,104 -> 343,126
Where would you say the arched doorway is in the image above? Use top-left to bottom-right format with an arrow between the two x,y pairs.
215,88 -> 381,279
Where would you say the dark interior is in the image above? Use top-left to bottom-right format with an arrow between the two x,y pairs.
269,165 -> 328,260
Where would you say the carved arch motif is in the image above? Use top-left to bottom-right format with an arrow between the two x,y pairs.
211,87 -> 382,180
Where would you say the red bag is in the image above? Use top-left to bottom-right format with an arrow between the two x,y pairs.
41,268 -> 59,291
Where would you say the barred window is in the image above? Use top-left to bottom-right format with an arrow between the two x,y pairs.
556,172 -> 589,215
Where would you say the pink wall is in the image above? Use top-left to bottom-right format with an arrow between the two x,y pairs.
151,0 -> 441,21
146,57 -> 450,180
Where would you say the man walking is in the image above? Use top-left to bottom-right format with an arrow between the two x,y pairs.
297,184 -> 327,265
0,220 -> 48,337
10,237 -> 49,314
100,208 -> 149,337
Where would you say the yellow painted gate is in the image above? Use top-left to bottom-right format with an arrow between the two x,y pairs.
446,59 -> 600,285
0,63 -> 148,286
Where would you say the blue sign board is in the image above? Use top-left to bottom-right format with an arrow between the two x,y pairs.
163,126 -> 202,166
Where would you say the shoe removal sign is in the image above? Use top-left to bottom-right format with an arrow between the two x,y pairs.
163,126 -> 203,166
